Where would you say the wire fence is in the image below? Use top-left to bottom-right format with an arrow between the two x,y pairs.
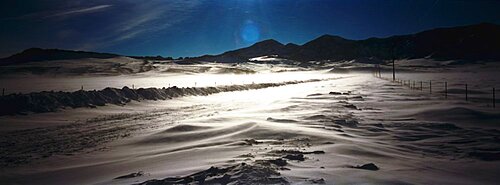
372,68 -> 497,108
0,81 -> 258,96
0,69 -> 496,109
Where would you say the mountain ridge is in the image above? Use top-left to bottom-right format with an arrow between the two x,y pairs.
0,48 -> 120,65
2,23 -> 499,65
193,22 -> 500,63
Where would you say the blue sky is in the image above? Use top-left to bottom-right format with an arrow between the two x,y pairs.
1,0 -> 499,58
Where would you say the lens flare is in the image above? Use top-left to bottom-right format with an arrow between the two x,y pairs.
240,20 -> 260,43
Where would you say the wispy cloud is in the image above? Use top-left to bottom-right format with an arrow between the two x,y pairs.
79,0 -> 201,50
0,0 -> 202,55
45,4 -> 112,18
1,4 -> 113,21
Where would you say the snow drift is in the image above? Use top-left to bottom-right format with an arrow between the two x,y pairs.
0,79 -> 325,116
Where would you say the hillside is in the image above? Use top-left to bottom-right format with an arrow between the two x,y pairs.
0,48 -> 120,66
2,23 -> 499,65
193,23 -> 500,63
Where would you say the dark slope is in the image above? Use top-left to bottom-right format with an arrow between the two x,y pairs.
398,23 -> 500,60
195,39 -> 299,63
193,23 -> 500,63
293,35 -> 359,61
0,48 -> 120,66
3,23 -> 499,65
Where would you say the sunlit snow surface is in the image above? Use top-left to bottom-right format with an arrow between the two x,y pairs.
0,60 -> 499,185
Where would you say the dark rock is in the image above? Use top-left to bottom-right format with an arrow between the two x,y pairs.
334,119 -> 358,127
114,171 -> 144,179
344,104 -> 358,110
352,163 -> 379,171
307,93 -> 323,97
268,158 -> 288,166
283,154 -> 305,161
329,92 -> 342,95
243,139 -> 263,145
304,150 -> 326,154
137,163 -> 289,185
307,178 -> 326,184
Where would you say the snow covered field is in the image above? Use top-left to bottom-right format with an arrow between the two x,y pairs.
0,60 -> 499,184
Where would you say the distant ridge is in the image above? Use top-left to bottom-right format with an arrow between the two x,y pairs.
2,23 -> 500,65
193,23 -> 500,63
0,48 -> 120,65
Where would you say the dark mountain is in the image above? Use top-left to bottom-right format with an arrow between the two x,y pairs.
0,48 -> 120,65
3,23 -> 499,65
193,23 -> 500,63
395,22 -> 500,60
292,35 -> 359,61
129,55 -> 173,60
195,39 -> 299,63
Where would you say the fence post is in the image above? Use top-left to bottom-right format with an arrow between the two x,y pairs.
413,81 -> 415,89
420,81 -> 423,91
429,80 -> 432,94
445,82 -> 447,99
392,59 -> 395,81
81,85 -> 84,91
132,84 -> 134,89
465,84 -> 468,101
493,88 -> 496,108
